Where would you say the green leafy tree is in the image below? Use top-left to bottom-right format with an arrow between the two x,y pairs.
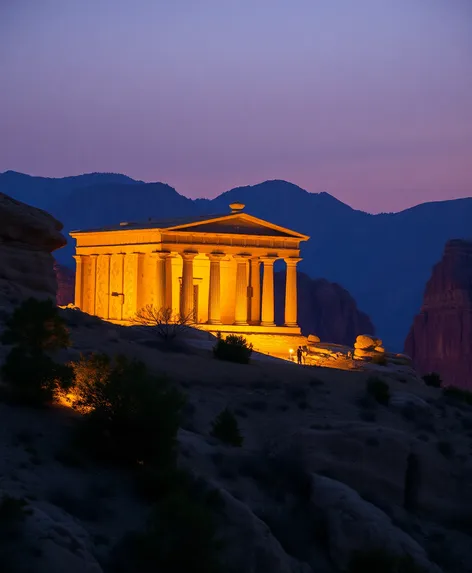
213,333 -> 253,364
211,407 -> 243,447
71,354 -> 185,467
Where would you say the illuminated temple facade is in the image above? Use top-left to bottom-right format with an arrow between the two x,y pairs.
70,203 -> 309,354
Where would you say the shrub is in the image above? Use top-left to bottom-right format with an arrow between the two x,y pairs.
437,440 -> 454,458
211,408 -> 243,447
349,549 -> 427,573
371,353 -> 387,366
213,333 -> 253,364
1,298 -> 71,405
366,377 -> 390,406
1,297 -> 69,351
71,354 -> 185,467
111,473 -> 224,573
1,347 -> 73,405
132,305 -> 194,344
442,386 -> 472,406
422,372 -> 442,388
403,452 -> 421,512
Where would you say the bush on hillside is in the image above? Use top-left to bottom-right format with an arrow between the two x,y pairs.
366,377 -> 390,406
2,347 -> 73,405
422,372 -> 442,388
211,408 -> 243,447
213,333 -> 253,364
110,477 -> 224,573
349,549 -> 427,573
442,386 -> 472,406
70,353 -> 185,467
1,298 -> 71,405
1,297 -> 70,350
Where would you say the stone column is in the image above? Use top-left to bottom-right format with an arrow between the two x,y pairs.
89,254 -> 98,315
180,251 -> 197,320
152,251 -> 169,311
73,255 -> 83,309
284,257 -> 301,327
234,254 -> 250,325
261,257 -> 276,326
250,257 -> 261,324
208,253 -> 224,324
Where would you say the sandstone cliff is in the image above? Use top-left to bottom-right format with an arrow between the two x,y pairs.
0,192 -> 66,315
404,239 -> 472,389
54,262 -> 75,306
275,271 -> 375,345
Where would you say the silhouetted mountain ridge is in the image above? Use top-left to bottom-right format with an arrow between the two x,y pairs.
1,170 -> 471,351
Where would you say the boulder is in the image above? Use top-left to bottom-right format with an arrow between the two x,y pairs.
0,193 -> 66,314
354,335 -> 382,350
307,334 -> 321,343
310,474 -> 442,573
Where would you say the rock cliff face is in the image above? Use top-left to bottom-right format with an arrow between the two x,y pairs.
54,263 -> 75,306
275,271 -> 375,345
405,239 -> 472,389
0,192 -> 66,315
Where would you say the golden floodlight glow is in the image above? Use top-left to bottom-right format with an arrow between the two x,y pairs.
289,348 -> 294,354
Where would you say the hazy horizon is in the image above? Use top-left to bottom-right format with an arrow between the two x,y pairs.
1,0 -> 471,213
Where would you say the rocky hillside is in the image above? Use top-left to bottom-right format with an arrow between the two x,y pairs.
0,192 -> 66,317
405,239 -> 472,389
1,308 -> 472,573
275,271 -> 375,345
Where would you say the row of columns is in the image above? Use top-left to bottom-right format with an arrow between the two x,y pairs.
179,251 -> 301,328
74,251 -> 301,327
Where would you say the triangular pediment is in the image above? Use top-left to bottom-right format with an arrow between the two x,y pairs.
163,213 -> 309,240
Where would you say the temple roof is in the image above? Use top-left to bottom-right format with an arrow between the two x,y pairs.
71,208 -> 309,240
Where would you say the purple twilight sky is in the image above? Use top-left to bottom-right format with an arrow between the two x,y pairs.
1,0 -> 471,213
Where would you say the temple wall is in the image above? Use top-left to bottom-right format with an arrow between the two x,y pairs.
96,254 -> 110,319
109,254 -> 124,320
122,253 -> 139,319
220,258 -> 237,324
194,255 -> 210,323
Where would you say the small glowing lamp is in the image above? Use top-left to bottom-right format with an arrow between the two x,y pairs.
289,348 -> 294,355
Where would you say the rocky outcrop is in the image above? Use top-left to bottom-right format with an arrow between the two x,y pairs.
54,262 -> 75,306
310,474 -> 442,573
0,193 -> 66,315
275,271 -> 375,345
353,334 -> 385,359
405,239 -> 472,389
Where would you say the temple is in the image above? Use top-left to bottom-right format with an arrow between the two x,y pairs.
70,203 -> 310,356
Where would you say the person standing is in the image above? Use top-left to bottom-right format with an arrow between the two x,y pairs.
297,346 -> 303,365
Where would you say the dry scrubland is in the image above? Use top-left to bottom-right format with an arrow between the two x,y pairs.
0,308 -> 472,573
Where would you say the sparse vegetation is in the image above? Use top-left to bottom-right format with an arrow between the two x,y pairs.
213,333 -> 253,364
70,353 -> 185,467
366,377 -> 390,406
110,472 -> 224,573
1,298 -> 72,405
403,452 -> 421,512
422,372 -> 442,388
211,408 -> 243,447
442,386 -> 472,406
132,305 -> 194,344
437,440 -> 454,458
349,549 -> 427,573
